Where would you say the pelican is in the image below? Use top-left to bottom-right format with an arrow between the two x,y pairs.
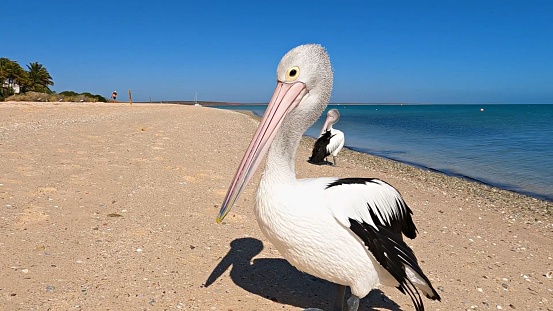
308,108 -> 345,166
217,44 -> 440,311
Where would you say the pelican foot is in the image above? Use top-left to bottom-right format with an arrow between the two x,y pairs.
346,295 -> 360,311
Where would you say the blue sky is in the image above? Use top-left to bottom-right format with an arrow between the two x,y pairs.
2,1 -> 552,103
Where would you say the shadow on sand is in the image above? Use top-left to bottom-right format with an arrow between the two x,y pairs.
306,159 -> 335,166
205,237 -> 403,311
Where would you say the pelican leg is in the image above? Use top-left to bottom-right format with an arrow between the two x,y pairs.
332,156 -> 337,166
334,284 -> 346,311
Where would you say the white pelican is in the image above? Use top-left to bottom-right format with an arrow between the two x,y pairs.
217,44 -> 440,311
308,108 -> 345,166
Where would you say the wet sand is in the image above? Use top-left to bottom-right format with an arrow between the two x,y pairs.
0,102 -> 551,310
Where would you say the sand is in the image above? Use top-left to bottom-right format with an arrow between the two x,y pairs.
0,102 -> 551,311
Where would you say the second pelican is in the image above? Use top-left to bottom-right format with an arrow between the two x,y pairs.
308,108 -> 345,166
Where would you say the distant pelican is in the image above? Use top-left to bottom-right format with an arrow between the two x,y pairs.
217,44 -> 440,311
308,108 -> 345,166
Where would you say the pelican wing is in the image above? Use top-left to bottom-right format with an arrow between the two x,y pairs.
308,130 -> 332,164
326,129 -> 344,156
324,178 -> 440,309
325,178 -> 416,238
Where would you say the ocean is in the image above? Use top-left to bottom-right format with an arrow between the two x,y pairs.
214,104 -> 553,201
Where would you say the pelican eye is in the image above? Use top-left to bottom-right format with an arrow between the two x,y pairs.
285,66 -> 300,81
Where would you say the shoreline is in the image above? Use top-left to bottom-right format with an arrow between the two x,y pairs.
345,145 -> 552,202
1,102 -> 551,310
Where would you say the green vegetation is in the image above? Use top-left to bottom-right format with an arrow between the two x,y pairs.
25,62 -> 54,93
6,91 -> 107,103
1,57 -> 106,102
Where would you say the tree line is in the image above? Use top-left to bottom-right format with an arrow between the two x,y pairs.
0,58 -> 53,99
1,57 -> 106,102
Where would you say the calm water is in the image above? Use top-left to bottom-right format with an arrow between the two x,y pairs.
214,104 -> 553,201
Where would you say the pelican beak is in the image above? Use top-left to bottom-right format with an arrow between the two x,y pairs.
217,81 -> 307,223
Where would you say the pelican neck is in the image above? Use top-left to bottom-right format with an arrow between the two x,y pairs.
261,121 -> 303,185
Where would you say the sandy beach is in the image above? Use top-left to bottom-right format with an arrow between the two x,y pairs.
0,102 -> 551,311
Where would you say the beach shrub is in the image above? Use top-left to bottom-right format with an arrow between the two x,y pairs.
49,94 -> 64,102
6,91 -> 107,103
59,90 -> 79,97
93,95 -> 107,102
6,91 -> 49,102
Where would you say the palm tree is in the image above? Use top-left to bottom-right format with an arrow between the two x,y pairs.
0,58 -> 27,98
25,62 -> 54,93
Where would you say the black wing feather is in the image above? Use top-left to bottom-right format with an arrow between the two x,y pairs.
350,218 -> 440,311
308,130 -> 333,164
325,177 -> 441,309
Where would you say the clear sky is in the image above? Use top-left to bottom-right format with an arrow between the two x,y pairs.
2,1 -> 552,103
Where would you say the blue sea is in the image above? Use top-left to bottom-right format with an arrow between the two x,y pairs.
214,104 -> 553,201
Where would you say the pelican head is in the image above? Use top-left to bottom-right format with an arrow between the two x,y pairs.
320,108 -> 340,134
217,44 -> 333,223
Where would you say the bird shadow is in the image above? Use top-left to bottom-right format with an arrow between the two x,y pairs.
205,237 -> 403,311
306,159 -> 334,166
